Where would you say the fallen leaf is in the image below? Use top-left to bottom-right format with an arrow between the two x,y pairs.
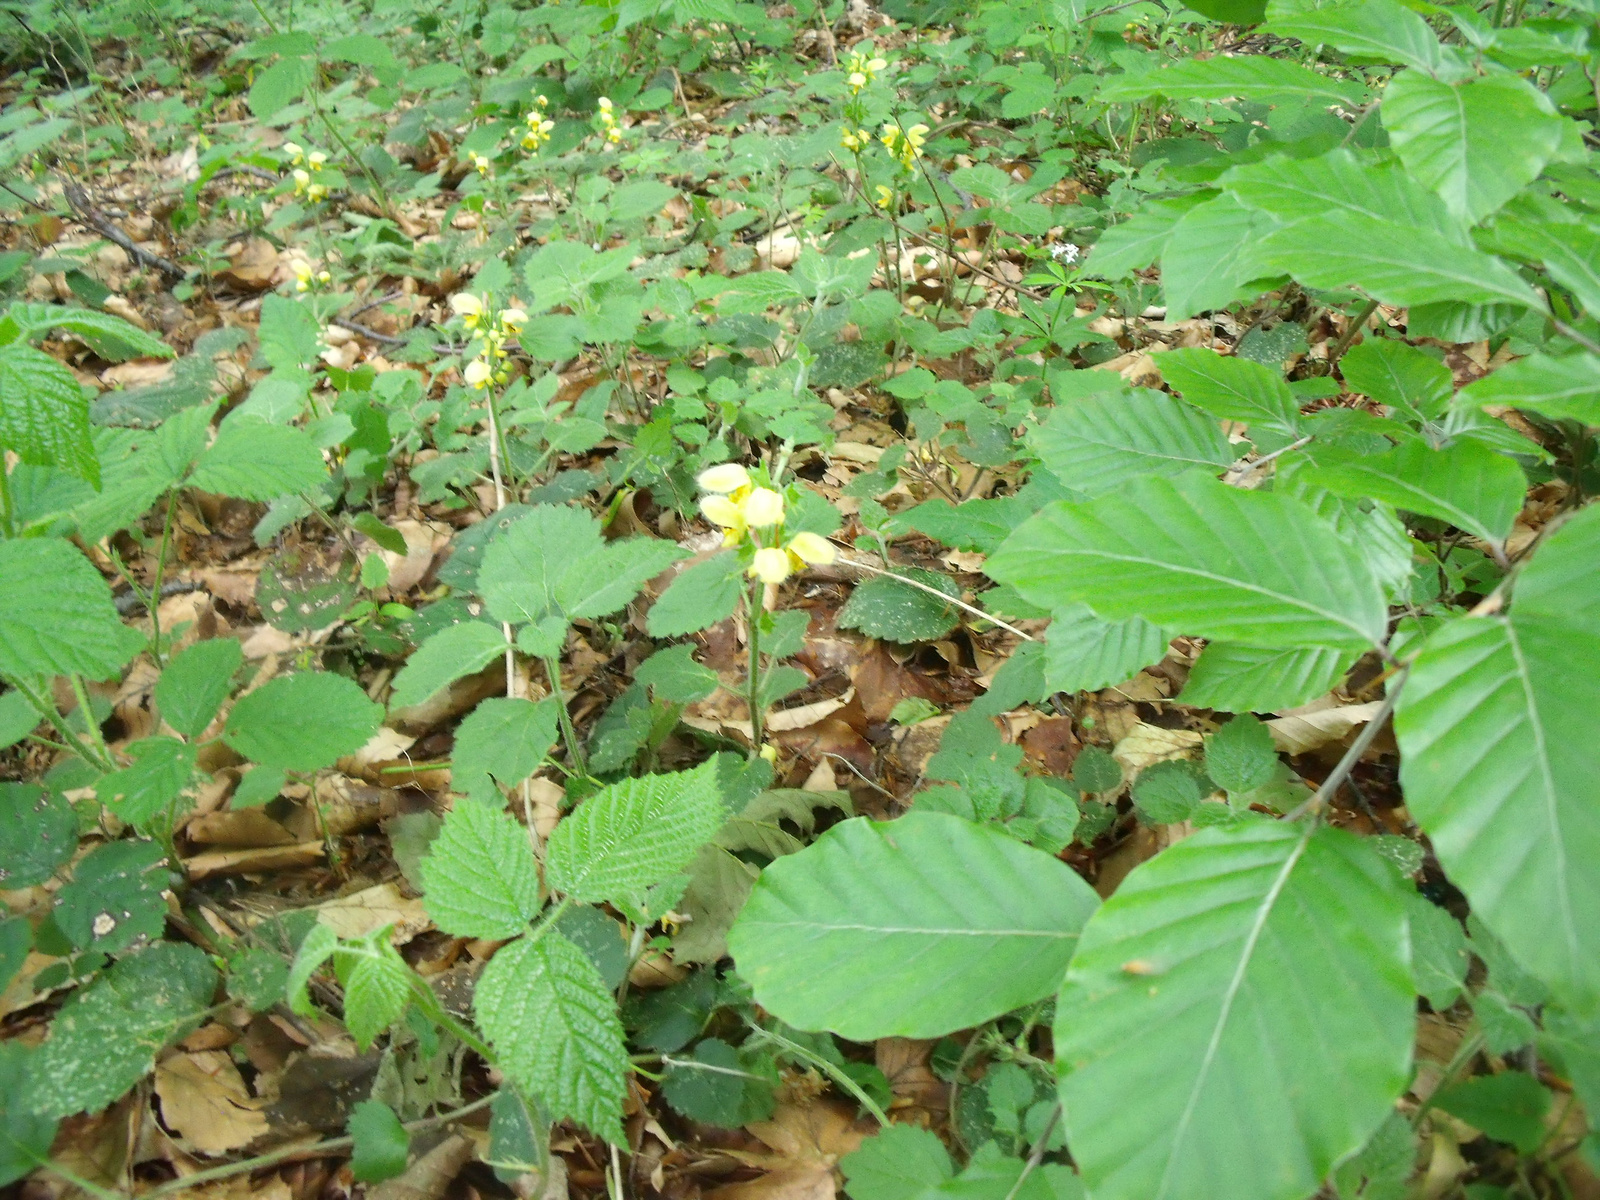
1267,700 -> 1385,756
182,842 -> 325,880
317,883 -> 429,944
707,1165 -> 836,1200
155,1049 -> 270,1154
1112,723 -> 1202,777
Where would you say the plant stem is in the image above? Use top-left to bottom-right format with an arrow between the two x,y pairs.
1411,1029 -> 1485,1130
147,488 -> 179,666
1329,298 -> 1379,366
1285,665 -> 1409,823
749,1024 -> 889,1127
481,378 -> 518,698
542,654 -> 587,778
1002,1101 -> 1062,1200
12,678 -> 112,772
68,673 -> 116,771
0,458 -> 16,538
746,579 -> 764,758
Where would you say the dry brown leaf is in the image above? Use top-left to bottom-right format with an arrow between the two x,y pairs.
186,809 -> 297,848
370,1132 -> 473,1200
745,1099 -> 866,1166
155,1050 -> 270,1154
182,841 -> 324,880
769,688 -> 853,733
1112,723 -> 1203,777
707,1165 -> 836,1200
317,883 -> 429,943
1267,700 -> 1384,756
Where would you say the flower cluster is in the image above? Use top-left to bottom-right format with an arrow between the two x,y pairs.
292,261 -> 332,292
468,151 -> 493,177
881,122 -> 928,171
696,464 -> 837,585
596,96 -> 622,145
283,142 -> 330,201
874,184 -> 894,210
521,93 -> 554,151
450,293 -> 527,390
840,127 -> 873,153
843,49 -> 888,96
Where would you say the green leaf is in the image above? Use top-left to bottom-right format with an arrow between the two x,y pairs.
390,621 -> 507,710
0,783 -> 76,888
1406,892 -> 1469,1011
1395,613 -> 1600,1010
1084,196 -> 1206,280
1223,148 -> 1460,236
1181,0 -> 1265,20
1043,604 -> 1168,694
1158,349 -> 1301,440
0,343 -> 97,484
0,917 -> 28,995
647,552 -> 743,637
54,840 -> 170,953
1131,760 -> 1206,824
338,943 -> 414,1050
155,638 -> 242,739
287,922 -> 339,1015
1203,715 -> 1278,794
1514,503 -> 1600,625
1306,439 -> 1525,550
1180,642 -> 1356,712
1458,351 -> 1600,424
348,1099 -> 410,1183
187,420 -> 327,500
480,504 -> 685,627
95,737 -> 196,828
474,930 -> 629,1143
1101,56 -> 1364,108
1031,390 -> 1233,495
840,1124 -> 954,1200
1266,0 -> 1457,75
661,1038 -> 777,1127
545,760 -> 724,906
7,303 -> 173,362
22,943 -> 218,1117
248,55 -> 315,118
71,406 -> 211,543
226,947 -> 289,1012
718,788 -> 854,859
452,696 -> 562,801
1432,1072 -> 1550,1154
224,671 -> 383,772
1382,72 -> 1567,225
728,811 -> 1101,1039
675,844 -> 761,965
1055,821 -> 1413,1200
837,568 -> 961,643
0,1043 -> 58,1187
902,497 -> 1033,555
420,798 -> 543,939
1488,216 -> 1600,320
987,474 -> 1386,651
636,644 -> 720,703
0,690 -> 38,751
1330,1113 -> 1416,1200
1159,195 -> 1280,320
1340,339 -> 1453,422
0,537 -> 139,681
1072,746 -> 1124,795
486,1087 -> 548,1180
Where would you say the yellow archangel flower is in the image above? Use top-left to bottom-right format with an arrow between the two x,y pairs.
840,127 -> 872,153
469,151 -> 492,176
450,292 -> 485,330
875,185 -> 894,209
748,532 -> 837,584
464,359 -> 493,389
843,50 -> 887,95
881,122 -> 929,170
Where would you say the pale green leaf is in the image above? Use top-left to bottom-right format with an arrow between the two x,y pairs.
840,1125 -> 953,1200
1485,216 -> 1600,320
390,621 -> 506,710
837,567 -> 962,643
1044,604 -> 1169,694
1395,613 -> 1600,1010
1222,148 -> 1463,237
474,930 -> 629,1143
1055,821 -> 1413,1200
0,343 -> 97,484
452,696 -> 562,800
1204,715 -> 1278,794
1407,892 -> 1469,1011
71,405 -> 212,542
647,552 -> 743,637
1159,195 -> 1281,320
1267,0 -> 1459,75
187,420 -> 326,500
348,1100 -> 410,1183
0,538 -> 139,681
94,737 -> 196,828
1458,351 -> 1600,424
987,474 -> 1387,651
1340,339 -> 1453,422
1032,390 -> 1232,495
1101,56 -> 1366,108
420,798 -> 543,939
223,671 -> 383,772
545,760 -> 723,905
7,303 -> 174,362
0,690 -> 37,751
727,811 -> 1101,1039
339,948 -> 414,1050
1513,503 -> 1600,625
155,638 -> 242,739
1180,642 -> 1356,712
1159,349 -> 1302,440
1084,196 -> 1206,280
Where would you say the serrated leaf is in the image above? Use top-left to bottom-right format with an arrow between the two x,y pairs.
716,788 -> 853,858
661,1038 -> 777,1128
475,930 -> 629,1143
1055,821 -> 1413,1200
1101,56 -> 1365,108
902,497 -> 1033,554
0,343 -> 98,484
339,945 -> 414,1050
22,943 -> 218,1117
71,405 -> 211,542
675,844 -> 760,965
1204,715 -> 1278,794
0,537 -> 139,681
545,760 -> 724,905
1406,892 -> 1469,1011
1382,72 -> 1567,225
1306,438 -> 1525,550
287,922 -> 339,1015
0,1043 -> 58,1186
837,568 -> 961,643
223,671 -> 383,772
1340,339 -> 1453,422
95,737 -> 195,828
1458,351 -> 1600,423
452,696 -> 562,801
1180,642 -> 1356,712
1032,390 -> 1232,495
988,474 -> 1386,652
155,638 -> 242,739
1395,613 -> 1600,1010
421,799 -> 543,939
0,690 -> 38,751
1159,349 -> 1301,440
54,840 -> 171,953
187,420 -> 326,500
390,621 -> 507,710
1515,504 -> 1600,625
1044,603 -> 1169,694
480,504 -> 685,627
0,783 -> 77,889
8,303 -> 174,362
647,552 -> 743,637
840,1125 -> 954,1200
636,644 -> 720,703
348,1099 -> 410,1183
728,811 -> 1101,1039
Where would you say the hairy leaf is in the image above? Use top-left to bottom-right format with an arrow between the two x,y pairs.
223,671 -> 383,772
0,537 -> 139,681
421,798 -> 543,939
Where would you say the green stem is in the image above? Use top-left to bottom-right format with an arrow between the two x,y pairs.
746,580 -> 764,758
543,654 -> 587,778
68,674 -> 117,772
148,488 -> 179,666
750,1024 -> 889,1127
12,678 -> 110,772
0,457 -> 16,538
1329,298 -> 1379,366
1411,1029 -> 1485,1130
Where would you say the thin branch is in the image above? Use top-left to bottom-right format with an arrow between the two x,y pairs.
836,553 -> 1037,642
1002,1101 -> 1062,1200
1285,665 -> 1409,823
62,181 -> 184,280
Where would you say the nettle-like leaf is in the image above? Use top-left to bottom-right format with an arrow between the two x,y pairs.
451,696 -> 562,801
647,552 -> 743,638
1395,610 -> 1600,1011
223,671 -> 383,772
6,303 -> 175,362
71,404 -> 213,543
1031,389 -> 1233,495
1305,439 -> 1525,552
987,474 -> 1386,653
0,537 -> 141,681
837,567 -> 961,643
389,620 -> 506,710
474,929 -> 629,1143
0,343 -> 98,484
1056,820 -> 1413,1200
95,737 -> 196,828
0,784 -> 77,888
22,943 -> 218,1117
421,798 -> 543,939
154,638 -> 243,739
335,940 -> 415,1050
478,504 -> 685,629
186,419 -> 327,500
545,760 -> 724,906
728,811 -> 1101,1039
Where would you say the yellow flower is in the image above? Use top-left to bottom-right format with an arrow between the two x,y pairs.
758,744 -> 778,764
534,93 -> 549,109
750,547 -> 791,584
464,359 -> 493,389
741,487 -> 784,528
786,532 -> 836,566
292,168 -> 311,193
697,463 -> 751,493
499,308 -> 528,333
847,71 -> 868,92
469,151 -> 492,176
598,96 -> 613,112
840,127 -> 871,152
606,126 -> 622,144
700,493 -> 744,529
306,150 -> 327,170
522,116 -> 554,150
450,293 -> 484,329
292,261 -> 313,292
881,122 -> 929,170
844,50 -> 888,95
282,141 -> 304,165
875,185 -> 894,209
317,270 -> 331,283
